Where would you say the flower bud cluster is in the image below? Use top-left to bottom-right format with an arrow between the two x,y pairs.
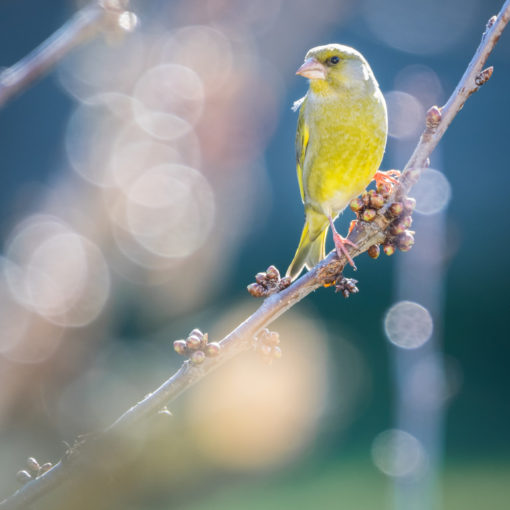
253,328 -> 282,364
16,457 -> 53,485
173,328 -> 221,365
247,265 -> 291,297
349,177 -> 416,259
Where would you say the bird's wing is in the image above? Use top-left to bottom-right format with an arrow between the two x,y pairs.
295,97 -> 309,203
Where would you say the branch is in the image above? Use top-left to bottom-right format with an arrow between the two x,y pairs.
1,1 -> 509,508
0,1 -> 135,109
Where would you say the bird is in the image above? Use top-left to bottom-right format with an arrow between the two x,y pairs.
286,43 -> 388,280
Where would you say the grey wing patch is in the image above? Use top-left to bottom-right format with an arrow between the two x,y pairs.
291,96 -> 305,112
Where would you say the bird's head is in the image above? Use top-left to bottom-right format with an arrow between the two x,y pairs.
297,44 -> 376,93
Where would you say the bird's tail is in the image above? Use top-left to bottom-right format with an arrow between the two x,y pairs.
286,218 -> 328,281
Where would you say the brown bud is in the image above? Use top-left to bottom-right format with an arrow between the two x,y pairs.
369,193 -> 385,209
377,181 -> 391,197
361,209 -> 376,222
367,244 -> 380,259
401,216 -> 413,229
247,283 -> 266,297
190,350 -> 206,364
278,276 -> 292,290
397,231 -> 415,252
189,328 -> 203,340
199,332 -> 209,349
426,106 -> 442,129
255,272 -> 266,284
265,265 -> 280,281
205,342 -> 221,357
388,202 -> 404,217
272,346 -> 282,360
16,470 -> 32,484
265,331 -> 280,347
383,244 -> 395,256
39,463 -> 53,475
390,221 -> 406,235
173,340 -> 187,355
186,335 -> 202,351
361,191 -> 370,206
403,197 -> 416,212
27,458 -> 40,474
475,66 -> 493,87
349,197 -> 364,212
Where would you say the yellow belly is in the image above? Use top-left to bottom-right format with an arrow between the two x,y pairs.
302,91 -> 387,218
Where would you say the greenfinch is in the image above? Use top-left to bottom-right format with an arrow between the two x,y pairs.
286,44 -> 388,280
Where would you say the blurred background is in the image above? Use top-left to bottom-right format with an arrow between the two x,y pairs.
0,0 -> 509,509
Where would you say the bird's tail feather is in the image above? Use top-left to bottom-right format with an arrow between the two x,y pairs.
286,222 -> 328,281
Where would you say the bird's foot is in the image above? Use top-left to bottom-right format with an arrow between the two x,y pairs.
374,169 -> 401,187
332,231 -> 358,270
328,215 -> 357,270
335,276 -> 359,298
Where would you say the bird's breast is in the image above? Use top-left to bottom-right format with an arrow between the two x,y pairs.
302,89 -> 387,216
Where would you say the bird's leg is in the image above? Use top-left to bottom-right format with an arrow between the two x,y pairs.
328,215 -> 357,270
373,169 -> 401,187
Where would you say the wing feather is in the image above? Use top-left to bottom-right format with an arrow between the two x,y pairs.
295,97 -> 309,203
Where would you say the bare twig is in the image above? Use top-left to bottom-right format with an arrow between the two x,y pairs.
0,1 -> 133,109
1,1 -> 509,508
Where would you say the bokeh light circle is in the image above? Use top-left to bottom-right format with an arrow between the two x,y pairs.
385,90 -> 424,140
371,429 -> 426,478
412,168 -> 452,215
363,0 -> 478,55
132,64 -> 204,141
384,301 -> 433,349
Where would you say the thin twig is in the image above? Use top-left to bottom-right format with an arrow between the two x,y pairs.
1,1 -> 509,508
0,1 -> 128,109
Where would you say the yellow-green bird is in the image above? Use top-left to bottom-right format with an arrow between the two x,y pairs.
286,43 -> 388,280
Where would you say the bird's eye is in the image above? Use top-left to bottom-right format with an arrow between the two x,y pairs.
329,56 -> 340,64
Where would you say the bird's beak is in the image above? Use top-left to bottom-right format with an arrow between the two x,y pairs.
296,58 -> 327,80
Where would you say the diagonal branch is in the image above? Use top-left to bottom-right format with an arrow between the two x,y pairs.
0,1 -> 134,109
1,0 -> 509,508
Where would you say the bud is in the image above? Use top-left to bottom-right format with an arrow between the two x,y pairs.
205,342 -> 221,357
189,328 -> 203,339
255,272 -> 266,284
349,197 -> 364,212
266,265 -> 280,281
186,335 -> 202,351
200,332 -> 209,349
383,244 -> 395,256
173,340 -> 187,355
388,202 -> 404,217
361,209 -> 376,222
361,191 -> 370,206
426,105 -> 442,129
27,457 -> 40,474
190,350 -> 206,364
369,193 -> 385,209
367,245 -> 380,259
377,181 -> 391,196
16,470 -> 32,484
39,463 -> 53,475
401,216 -> 413,229
247,283 -> 266,297
390,222 -> 406,235
272,346 -> 283,360
265,331 -> 280,347
397,231 -> 415,252
278,276 -> 292,290
403,197 -> 416,212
